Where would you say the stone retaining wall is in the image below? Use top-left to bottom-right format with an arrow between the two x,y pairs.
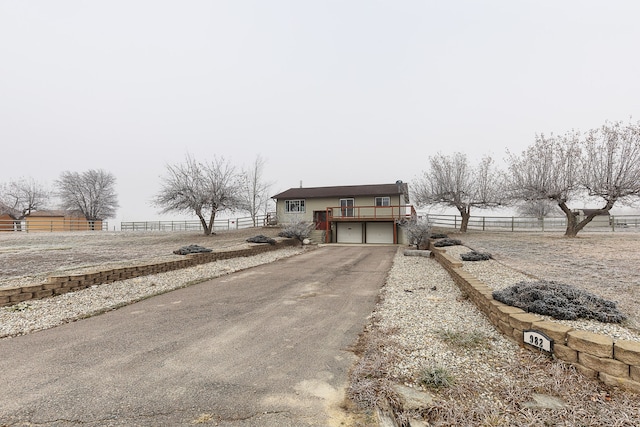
0,240 -> 297,307
430,242 -> 640,393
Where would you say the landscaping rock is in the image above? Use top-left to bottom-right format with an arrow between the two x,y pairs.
392,384 -> 434,410
173,245 -> 213,255
460,251 -> 492,261
433,238 -> 462,247
522,393 -> 567,410
403,250 -> 432,258
246,235 -> 276,245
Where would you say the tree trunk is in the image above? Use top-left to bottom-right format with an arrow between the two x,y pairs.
564,200 -> 615,237
560,199 -> 615,237
196,212 -> 211,236
558,202 -> 578,237
205,210 -> 217,236
457,206 -> 471,232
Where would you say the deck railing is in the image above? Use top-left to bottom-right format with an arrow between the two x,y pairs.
326,205 -> 416,221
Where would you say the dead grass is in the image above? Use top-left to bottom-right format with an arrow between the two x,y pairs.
0,227 -> 283,283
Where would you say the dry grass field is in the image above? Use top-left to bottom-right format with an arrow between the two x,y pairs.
0,228 -> 283,286
451,230 -> 640,333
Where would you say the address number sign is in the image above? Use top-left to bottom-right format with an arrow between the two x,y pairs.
523,330 -> 553,353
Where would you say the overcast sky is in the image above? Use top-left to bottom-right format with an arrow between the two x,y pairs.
2,1 -> 640,227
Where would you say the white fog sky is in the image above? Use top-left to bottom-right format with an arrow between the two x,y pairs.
2,1 -> 640,226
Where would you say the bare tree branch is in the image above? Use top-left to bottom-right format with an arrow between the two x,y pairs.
55,170 -> 119,219
414,152 -> 504,232
153,154 -> 244,235
0,177 -> 51,217
507,120 -> 640,236
240,155 -> 273,226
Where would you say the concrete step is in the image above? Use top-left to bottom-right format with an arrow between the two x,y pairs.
309,229 -> 326,244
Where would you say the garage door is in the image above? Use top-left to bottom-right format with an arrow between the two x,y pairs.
337,222 -> 363,243
366,222 -> 394,244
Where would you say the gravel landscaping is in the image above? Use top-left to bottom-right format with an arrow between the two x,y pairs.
355,245 -> 640,426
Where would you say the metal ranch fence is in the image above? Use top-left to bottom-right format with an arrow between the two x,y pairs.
422,213 -> 640,232
120,214 -> 270,232
0,219 -> 109,232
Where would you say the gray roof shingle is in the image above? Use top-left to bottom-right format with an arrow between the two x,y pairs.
272,183 -> 409,202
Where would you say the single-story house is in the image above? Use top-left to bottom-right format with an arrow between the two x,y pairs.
271,182 -> 415,244
0,203 -> 22,232
24,210 -> 104,232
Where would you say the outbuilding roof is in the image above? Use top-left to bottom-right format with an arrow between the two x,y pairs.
0,202 -> 21,218
272,182 -> 409,202
26,209 -> 87,218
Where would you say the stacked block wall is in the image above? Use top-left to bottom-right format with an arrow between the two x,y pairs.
0,240 -> 296,307
430,243 -> 640,393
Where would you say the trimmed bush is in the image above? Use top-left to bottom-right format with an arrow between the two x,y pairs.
433,238 -> 462,247
492,280 -> 627,323
173,244 -> 212,255
460,251 -> 492,261
430,233 -> 449,239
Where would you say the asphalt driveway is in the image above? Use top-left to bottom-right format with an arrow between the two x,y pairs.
0,245 -> 397,426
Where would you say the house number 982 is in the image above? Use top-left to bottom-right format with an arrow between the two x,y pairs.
523,330 -> 553,353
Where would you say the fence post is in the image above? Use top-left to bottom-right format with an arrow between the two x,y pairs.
611,215 -> 615,232
511,217 -> 514,232
482,217 -> 485,231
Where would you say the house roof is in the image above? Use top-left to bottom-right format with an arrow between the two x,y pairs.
272,182 -> 409,202
26,209 -> 87,218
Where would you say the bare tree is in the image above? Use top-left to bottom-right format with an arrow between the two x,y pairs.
507,132 -> 582,236
56,169 -> 119,219
241,155 -> 273,226
515,200 -> 559,218
413,152 -> 504,232
154,155 -> 244,235
507,121 -> 640,237
0,177 -> 50,217
579,120 -> 640,230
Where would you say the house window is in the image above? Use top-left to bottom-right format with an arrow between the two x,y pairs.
340,198 -> 354,217
375,197 -> 390,206
285,199 -> 305,213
